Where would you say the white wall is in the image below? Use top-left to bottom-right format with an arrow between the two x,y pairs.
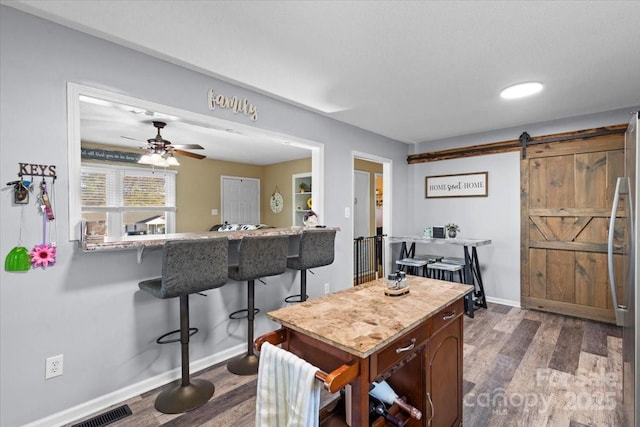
0,7 -> 410,426
409,107 -> 639,306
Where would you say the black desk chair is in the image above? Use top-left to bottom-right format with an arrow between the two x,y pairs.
227,235 -> 289,375
139,238 -> 228,414
285,229 -> 336,303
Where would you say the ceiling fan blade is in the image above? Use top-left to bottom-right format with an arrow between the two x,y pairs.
172,144 -> 204,150
174,149 -> 206,160
121,135 -> 146,144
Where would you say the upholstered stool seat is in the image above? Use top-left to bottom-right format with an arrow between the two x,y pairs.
285,229 -> 336,303
138,238 -> 228,414
395,257 -> 428,276
427,262 -> 464,282
414,254 -> 444,263
227,234 -> 289,375
441,256 -> 467,282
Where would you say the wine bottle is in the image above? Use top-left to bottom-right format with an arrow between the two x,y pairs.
369,380 -> 422,420
369,396 -> 404,427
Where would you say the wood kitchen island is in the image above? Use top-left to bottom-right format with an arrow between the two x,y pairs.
257,276 -> 473,426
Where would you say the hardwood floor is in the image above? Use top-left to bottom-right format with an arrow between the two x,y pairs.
66,304 -> 624,427
462,304 -> 623,427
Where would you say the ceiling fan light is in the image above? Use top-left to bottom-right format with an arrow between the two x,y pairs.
143,152 -> 166,167
153,156 -> 169,167
138,154 -> 152,165
500,81 -> 543,99
166,156 -> 180,166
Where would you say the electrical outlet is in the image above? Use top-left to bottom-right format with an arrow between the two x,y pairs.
45,354 -> 63,379
324,283 -> 330,294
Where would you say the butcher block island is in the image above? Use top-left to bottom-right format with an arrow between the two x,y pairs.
260,276 -> 473,427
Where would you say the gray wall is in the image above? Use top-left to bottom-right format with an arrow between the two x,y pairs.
409,108 -> 638,305
0,7 -> 410,426
2,5 -> 637,426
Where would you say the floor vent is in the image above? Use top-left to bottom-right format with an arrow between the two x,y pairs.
71,404 -> 132,427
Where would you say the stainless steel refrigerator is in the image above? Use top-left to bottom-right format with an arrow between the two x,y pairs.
608,111 -> 638,426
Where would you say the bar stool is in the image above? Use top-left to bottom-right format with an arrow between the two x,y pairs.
138,237 -> 228,414
285,229 -> 336,303
414,254 -> 444,263
227,234 -> 289,375
441,256 -> 467,282
395,257 -> 428,276
427,262 -> 464,282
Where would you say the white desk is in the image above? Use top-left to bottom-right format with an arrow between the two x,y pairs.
389,236 -> 491,317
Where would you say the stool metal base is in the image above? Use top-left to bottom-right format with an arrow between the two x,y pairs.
156,327 -> 198,344
227,353 -> 259,376
284,293 -> 308,303
154,379 -> 214,414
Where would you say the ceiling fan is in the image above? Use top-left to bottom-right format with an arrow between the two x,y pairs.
122,121 -> 206,165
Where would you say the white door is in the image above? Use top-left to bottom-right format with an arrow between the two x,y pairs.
354,170 -> 370,238
221,176 -> 260,224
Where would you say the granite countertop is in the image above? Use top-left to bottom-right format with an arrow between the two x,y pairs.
267,277 -> 472,359
81,226 -> 339,252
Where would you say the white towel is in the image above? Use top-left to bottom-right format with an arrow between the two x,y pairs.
255,341 -> 322,427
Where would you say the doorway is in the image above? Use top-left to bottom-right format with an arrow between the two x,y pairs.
352,153 -> 392,283
354,170 -> 371,238
375,172 -> 383,236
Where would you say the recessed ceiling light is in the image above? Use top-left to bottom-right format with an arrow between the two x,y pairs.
500,82 -> 543,99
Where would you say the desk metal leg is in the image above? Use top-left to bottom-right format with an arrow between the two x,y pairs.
463,246 -> 488,314
471,247 -> 488,309
399,242 -> 415,259
397,242 -> 416,274
463,247 -> 475,317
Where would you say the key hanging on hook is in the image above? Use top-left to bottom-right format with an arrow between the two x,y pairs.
39,178 -> 55,221
6,179 -> 29,204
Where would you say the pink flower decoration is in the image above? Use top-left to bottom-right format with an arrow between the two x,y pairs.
30,243 -> 56,268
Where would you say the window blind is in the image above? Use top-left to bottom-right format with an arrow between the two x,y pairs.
80,164 -> 176,237
81,165 -> 176,210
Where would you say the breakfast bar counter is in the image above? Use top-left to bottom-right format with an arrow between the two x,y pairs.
259,276 -> 473,426
80,227 -> 340,262
80,227 -> 338,251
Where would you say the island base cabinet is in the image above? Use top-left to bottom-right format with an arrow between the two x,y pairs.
371,346 -> 426,426
427,314 -> 463,427
265,283 -> 469,427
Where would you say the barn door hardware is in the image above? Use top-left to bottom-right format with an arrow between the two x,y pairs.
519,132 -> 531,159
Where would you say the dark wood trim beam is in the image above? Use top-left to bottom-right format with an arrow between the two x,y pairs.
407,123 -> 627,164
528,208 -> 624,217
528,240 -> 622,254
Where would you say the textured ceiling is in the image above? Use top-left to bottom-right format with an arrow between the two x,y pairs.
5,0 -> 640,149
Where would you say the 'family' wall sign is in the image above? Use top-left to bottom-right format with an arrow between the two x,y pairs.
207,88 -> 258,121
425,172 -> 488,198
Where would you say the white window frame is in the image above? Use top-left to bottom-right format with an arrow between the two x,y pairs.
80,163 -> 177,239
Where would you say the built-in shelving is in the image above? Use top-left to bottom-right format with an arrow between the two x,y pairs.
292,172 -> 312,226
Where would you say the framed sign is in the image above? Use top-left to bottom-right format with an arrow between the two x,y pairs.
425,172 -> 488,198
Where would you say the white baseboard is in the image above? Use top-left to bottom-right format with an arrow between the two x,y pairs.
23,344 -> 245,427
485,295 -> 521,308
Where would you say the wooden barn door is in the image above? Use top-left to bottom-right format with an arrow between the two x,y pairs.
521,127 -> 625,323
